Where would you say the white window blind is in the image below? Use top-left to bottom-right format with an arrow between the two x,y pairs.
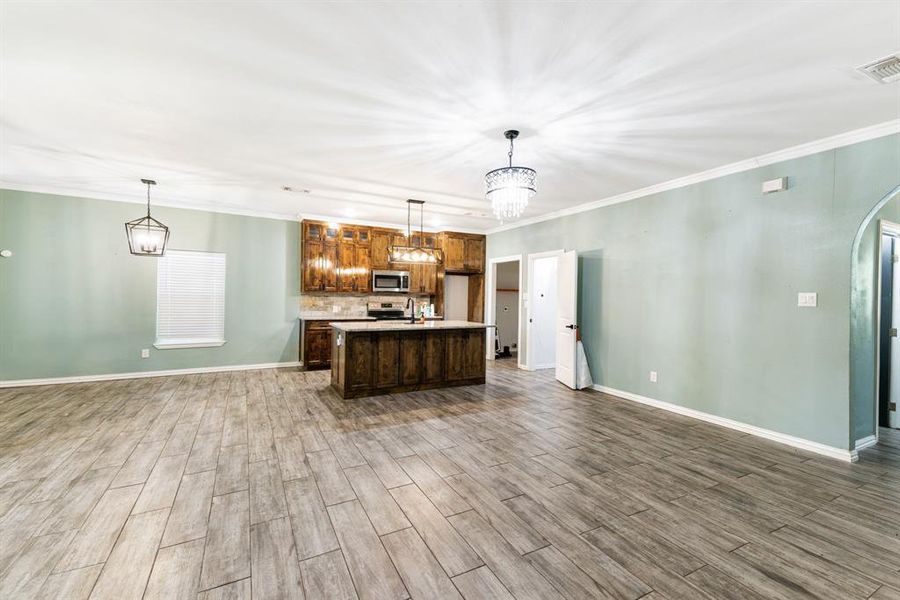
155,250 -> 226,349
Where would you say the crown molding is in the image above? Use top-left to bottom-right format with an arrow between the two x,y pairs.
487,119 -> 900,235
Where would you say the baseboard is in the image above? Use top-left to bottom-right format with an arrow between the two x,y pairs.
592,384 -> 856,463
854,434 -> 878,452
0,361 -> 303,388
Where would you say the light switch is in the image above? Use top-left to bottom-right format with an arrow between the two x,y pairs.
797,292 -> 817,307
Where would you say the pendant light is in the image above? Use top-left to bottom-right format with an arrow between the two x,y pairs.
484,129 -> 536,221
125,179 -> 170,256
389,199 -> 443,264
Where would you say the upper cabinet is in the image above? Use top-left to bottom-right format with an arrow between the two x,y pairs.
303,221 -> 338,292
370,229 -> 392,270
440,233 -> 485,274
302,220 -> 484,294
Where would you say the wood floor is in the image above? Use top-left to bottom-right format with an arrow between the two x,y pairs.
1,363 -> 899,600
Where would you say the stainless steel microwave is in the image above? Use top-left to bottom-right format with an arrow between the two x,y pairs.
372,270 -> 410,293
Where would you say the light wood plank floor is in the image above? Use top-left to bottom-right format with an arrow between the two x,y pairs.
1,362 -> 899,599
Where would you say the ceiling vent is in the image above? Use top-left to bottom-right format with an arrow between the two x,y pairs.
857,53 -> 900,84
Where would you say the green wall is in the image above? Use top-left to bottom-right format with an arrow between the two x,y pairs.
0,190 -> 300,381
488,134 -> 900,450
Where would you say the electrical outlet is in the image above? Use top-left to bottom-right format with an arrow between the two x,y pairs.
141,349 -> 150,359
797,292 -> 817,308
649,371 -> 658,383
332,305 -> 341,313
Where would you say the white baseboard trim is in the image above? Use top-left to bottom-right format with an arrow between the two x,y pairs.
592,384 -> 856,463
0,361 -> 303,388
854,434 -> 878,452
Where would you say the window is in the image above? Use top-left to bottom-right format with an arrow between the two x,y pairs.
155,250 -> 226,349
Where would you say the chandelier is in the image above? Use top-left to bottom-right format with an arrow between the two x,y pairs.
485,129 -> 536,221
390,199 -> 443,264
125,179 -> 170,256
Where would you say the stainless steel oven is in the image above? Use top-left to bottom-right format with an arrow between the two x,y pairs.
372,270 -> 410,293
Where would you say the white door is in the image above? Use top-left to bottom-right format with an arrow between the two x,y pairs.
555,250 -> 578,388
891,244 -> 900,428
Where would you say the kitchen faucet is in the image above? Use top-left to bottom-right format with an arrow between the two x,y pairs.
406,297 -> 416,323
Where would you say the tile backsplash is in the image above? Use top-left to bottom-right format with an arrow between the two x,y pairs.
300,294 -> 420,315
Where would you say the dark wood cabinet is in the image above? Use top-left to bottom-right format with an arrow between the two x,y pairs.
465,238 -> 485,273
302,221 -> 340,292
409,262 -> 437,295
303,321 -> 333,369
442,235 -> 466,272
302,220 -> 483,299
370,229 -> 392,270
375,333 -> 400,388
331,326 -> 485,398
440,233 -> 485,274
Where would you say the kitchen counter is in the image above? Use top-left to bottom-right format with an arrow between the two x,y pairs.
330,320 -> 483,332
330,320 -> 487,399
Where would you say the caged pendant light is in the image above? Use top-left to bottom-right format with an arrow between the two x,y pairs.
484,129 -> 536,221
125,179 -> 169,256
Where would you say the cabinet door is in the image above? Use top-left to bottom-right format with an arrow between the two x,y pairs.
375,333 -> 400,388
303,238 -> 325,291
464,329 -> 486,379
348,333 -> 375,391
370,230 -> 392,270
443,235 -> 466,272
445,330 -> 468,381
423,263 -> 437,295
357,228 -> 371,246
304,221 -> 324,241
422,332 -> 445,383
321,242 -> 339,292
355,244 -> 371,293
399,333 -> 423,386
338,243 -> 356,293
324,224 -> 340,241
408,263 -> 422,294
305,328 -> 331,368
465,238 -> 485,273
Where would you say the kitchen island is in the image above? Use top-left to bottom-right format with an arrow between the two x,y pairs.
330,320 -> 487,399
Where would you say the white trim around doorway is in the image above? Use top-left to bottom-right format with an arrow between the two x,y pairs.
485,255 -> 525,369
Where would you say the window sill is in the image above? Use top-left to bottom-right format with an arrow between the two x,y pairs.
153,340 -> 227,350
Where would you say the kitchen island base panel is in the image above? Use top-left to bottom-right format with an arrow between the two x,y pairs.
331,328 -> 486,399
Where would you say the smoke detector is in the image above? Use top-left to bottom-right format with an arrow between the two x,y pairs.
857,53 -> 900,84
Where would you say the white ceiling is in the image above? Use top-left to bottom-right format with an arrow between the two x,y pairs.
2,1 -> 899,232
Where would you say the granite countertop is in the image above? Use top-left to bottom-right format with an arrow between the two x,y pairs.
331,320 -> 487,332
299,312 -> 376,321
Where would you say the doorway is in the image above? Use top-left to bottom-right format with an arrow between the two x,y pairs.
877,220 -> 900,434
485,255 -> 523,368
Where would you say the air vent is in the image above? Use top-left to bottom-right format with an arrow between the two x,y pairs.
857,53 -> 900,84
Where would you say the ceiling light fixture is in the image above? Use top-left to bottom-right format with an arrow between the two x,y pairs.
390,199 -> 443,264
485,129 -> 536,221
125,179 -> 169,256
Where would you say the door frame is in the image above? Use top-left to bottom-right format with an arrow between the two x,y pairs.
874,219 -> 900,440
484,255 -> 524,368
524,249 -> 565,371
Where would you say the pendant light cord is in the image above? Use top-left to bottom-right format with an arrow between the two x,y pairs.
146,182 -> 152,218
508,137 -> 514,168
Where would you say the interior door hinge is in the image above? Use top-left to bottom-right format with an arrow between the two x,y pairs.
890,402 -> 897,412
893,254 -> 899,263
892,328 -> 898,338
